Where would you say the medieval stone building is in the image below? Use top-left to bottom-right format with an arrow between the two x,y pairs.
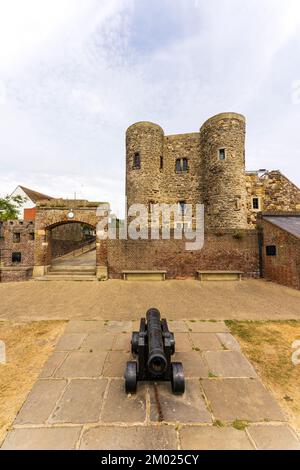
1,112 -> 300,288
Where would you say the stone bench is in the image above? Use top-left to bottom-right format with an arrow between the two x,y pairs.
197,270 -> 243,281
122,270 -> 167,281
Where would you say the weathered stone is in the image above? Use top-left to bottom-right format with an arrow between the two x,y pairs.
150,380 -> 212,423
186,321 -> 229,333
80,425 -> 177,450
101,379 -> 146,423
39,351 -> 68,378
55,333 -> 86,351
1,427 -> 81,450
54,351 -> 107,378
174,333 -> 193,352
168,320 -> 189,332
216,333 -> 241,351
81,332 -> 114,352
202,378 -> 286,422
180,426 -> 253,450
15,379 -> 67,424
113,333 -> 131,351
190,333 -> 223,351
64,321 -> 105,334
50,378 -> 107,424
174,352 -> 209,378
104,321 -> 133,333
247,424 -> 300,450
102,351 -> 131,377
204,351 -> 257,377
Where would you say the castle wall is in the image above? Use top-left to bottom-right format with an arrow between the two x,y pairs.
246,171 -> 300,227
107,230 -> 259,279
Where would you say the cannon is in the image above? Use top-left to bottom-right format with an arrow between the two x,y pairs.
124,308 -> 185,394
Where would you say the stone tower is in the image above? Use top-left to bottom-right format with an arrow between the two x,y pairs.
200,112 -> 247,231
125,121 -> 164,211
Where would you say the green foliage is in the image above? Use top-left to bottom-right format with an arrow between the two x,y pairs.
0,195 -> 26,221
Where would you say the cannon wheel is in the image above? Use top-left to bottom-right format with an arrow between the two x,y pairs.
131,332 -> 139,355
171,362 -> 185,394
125,361 -> 137,394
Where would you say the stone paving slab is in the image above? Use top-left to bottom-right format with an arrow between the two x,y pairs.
101,379 -> 146,423
80,425 -> 177,450
201,378 -> 286,422
3,320 -> 299,450
179,426 -> 254,450
50,379 -> 107,424
1,427 -> 82,450
174,352 -> 209,378
186,321 -> 229,333
15,379 -> 67,425
39,351 -> 68,378
204,351 -> 257,378
190,333 -> 223,351
149,381 -> 212,424
55,333 -> 86,351
54,351 -> 107,378
247,424 -> 300,450
217,332 -> 241,351
102,351 -> 131,377
81,332 -> 115,352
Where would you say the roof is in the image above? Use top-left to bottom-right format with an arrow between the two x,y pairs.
263,215 -> 300,239
19,186 -> 52,202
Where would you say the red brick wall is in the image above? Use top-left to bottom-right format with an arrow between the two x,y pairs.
0,220 -> 35,268
24,208 -> 36,221
262,220 -> 300,290
107,230 -> 259,279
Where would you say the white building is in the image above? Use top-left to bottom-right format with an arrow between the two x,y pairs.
10,185 -> 52,220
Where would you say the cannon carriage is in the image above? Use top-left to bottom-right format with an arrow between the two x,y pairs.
124,308 -> 185,394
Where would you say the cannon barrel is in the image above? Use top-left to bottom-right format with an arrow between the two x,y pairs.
146,308 -> 168,375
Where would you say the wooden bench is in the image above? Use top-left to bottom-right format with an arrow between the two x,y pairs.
122,270 -> 167,281
197,270 -> 243,281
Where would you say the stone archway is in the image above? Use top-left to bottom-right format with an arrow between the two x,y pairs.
33,199 -> 108,280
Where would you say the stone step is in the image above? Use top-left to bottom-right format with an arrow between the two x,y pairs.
49,270 -> 96,275
49,265 -> 96,272
34,275 -> 97,281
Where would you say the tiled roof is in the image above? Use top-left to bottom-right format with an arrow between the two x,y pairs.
19,186 -> 52,203
263,215 -> 300,239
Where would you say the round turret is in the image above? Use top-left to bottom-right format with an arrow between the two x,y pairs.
200,113 -> 247,231
126,122 -> 164,210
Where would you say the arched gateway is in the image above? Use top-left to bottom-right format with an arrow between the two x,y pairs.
33,199 -> 108,280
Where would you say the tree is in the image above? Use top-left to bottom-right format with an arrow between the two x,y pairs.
0,195 -> 27,221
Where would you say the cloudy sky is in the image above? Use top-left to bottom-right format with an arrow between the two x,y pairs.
0,0 -> 300,216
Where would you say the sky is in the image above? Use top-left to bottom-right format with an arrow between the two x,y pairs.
0,0 -> 300,217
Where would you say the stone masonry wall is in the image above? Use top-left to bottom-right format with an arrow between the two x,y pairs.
107,230 -> 259,279
261,218 -> 300,290
0,220 -> 35,267
246,171 -> 300,228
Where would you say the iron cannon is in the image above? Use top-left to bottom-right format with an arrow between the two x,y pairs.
124,308 -> 185,394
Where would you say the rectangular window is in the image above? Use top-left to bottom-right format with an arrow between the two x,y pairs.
13,232 -> 20,243
266,245 -> 276,256
252,197 -> 260,210
182,158 -> 188,171
178,200 -> 186,215
175,158 -> 188,173
12,252 -> 21,263
133,152 -> 141,169
219,149 -> 226,160
160,156 -> 163,170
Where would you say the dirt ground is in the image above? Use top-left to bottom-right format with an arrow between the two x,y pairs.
0,321 -> 66,445
0,279 -> 300,321
227,321 -> 300,433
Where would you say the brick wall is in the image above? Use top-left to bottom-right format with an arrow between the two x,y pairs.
107,230 -> 259,279
0,220 -> 35,267
261,219 -> 300,290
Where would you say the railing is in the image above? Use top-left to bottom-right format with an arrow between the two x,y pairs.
53,238 -> 96,260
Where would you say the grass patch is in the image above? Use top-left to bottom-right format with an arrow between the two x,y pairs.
226,320 -> 300,432
213,420 -> 224,428
232,419 -> 248,431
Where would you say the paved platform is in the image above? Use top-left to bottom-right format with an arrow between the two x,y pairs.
0,279 -> 300,321
2,320 -> 300,450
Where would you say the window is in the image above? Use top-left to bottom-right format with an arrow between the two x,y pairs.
133,152 -> 141,169
219,149 -> 226,161
29,232 -> 35,241
178,200 -> 187,215
175,158 -> 189,173
12,252 -> 21,263
252,197 -> 260,211
13,232 -> 20,243
160,156 -> 163,170
266,245 -> 276,256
